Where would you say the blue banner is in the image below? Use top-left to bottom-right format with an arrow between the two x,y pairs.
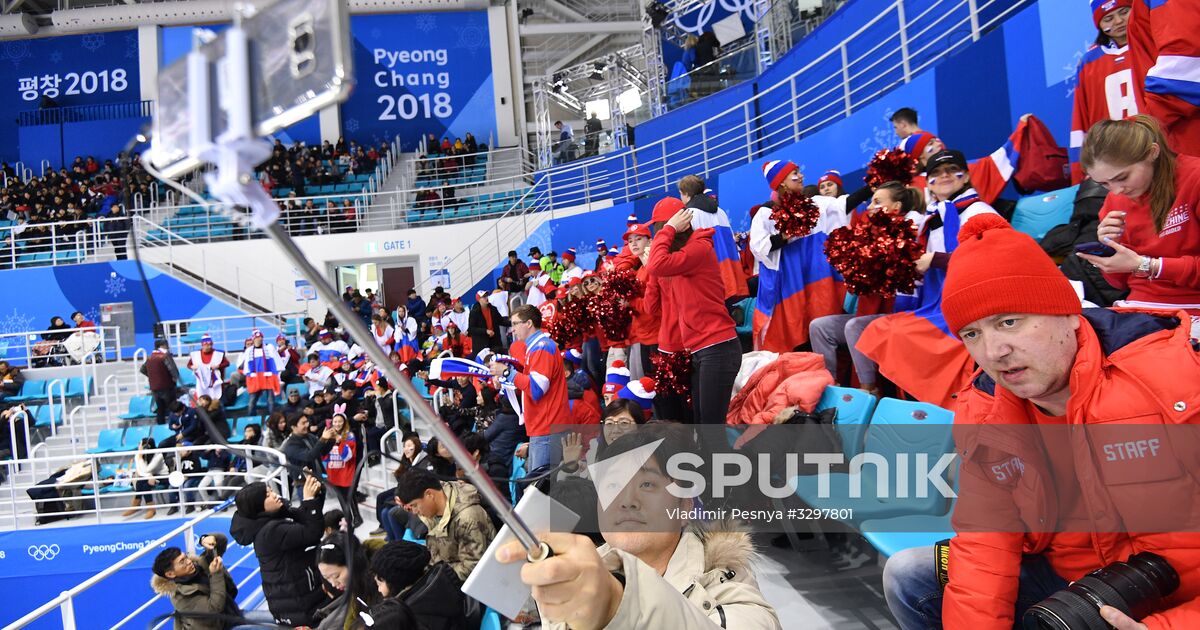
0,31 -> 140,164
339,11 -> 496,151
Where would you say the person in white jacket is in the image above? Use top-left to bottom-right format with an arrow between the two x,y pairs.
125,437 -> 168,519
497,423 -> 782,630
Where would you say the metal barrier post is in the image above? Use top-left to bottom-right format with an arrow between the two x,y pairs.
840,44 -> 853,115
967,0 -> 981,41
897,1 -> 911,82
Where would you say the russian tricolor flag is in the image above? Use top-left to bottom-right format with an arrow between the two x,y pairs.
753,230 -> 845,352
692,205 -> 750,301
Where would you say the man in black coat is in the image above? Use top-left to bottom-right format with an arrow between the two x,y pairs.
279,416 -> 335,500
467,291 -> 508,354
230,477 -> 327,627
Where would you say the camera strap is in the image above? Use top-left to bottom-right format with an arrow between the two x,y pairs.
934,539 -> 952,589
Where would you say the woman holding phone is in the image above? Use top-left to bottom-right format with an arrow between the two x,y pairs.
1078,114 -> 1200,337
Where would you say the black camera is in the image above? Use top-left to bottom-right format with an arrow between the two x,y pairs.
1022,552 -> 1179,630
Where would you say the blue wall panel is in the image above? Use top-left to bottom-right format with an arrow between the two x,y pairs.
933,23 -> 1012,159
0,260 -> 245,360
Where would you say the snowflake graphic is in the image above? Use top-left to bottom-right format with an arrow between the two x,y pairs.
49,51 -> 63,64
84,308 -> 101,325
345,118 -> 360,133
104,274 -> 127,298
415,15 -> 436,33
453,21 -> 488,56
2,40 -> 31,69
0,308 -> 35,336
80,34 -> 106,52
859,122 -> 900,156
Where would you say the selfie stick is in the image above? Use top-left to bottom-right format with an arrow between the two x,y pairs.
165,16 -> 550,562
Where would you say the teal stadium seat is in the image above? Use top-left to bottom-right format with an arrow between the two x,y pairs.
1011,185 -> 1078,241
116,425 -> 153,451
815,386 -> 877,458
118,395 -> 155,420
10,379 -> 47,402
793,398 -> 954,524
86,428 -> 124,454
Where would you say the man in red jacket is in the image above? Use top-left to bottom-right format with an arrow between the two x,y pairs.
883,214 -> 1200,630
490,304 -> 570,470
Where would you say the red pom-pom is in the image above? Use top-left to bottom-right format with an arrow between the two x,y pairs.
601,267 -> 642,300
592,291 -> 634,342
769,191 -> 821,238
824,211 -> 923,296
864,148 -> 918,188
957,213 -> 1011,242
650,350 -> 693,407
545,297 -> 594,349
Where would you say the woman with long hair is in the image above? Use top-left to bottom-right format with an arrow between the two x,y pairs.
322,413 -> 362,528
266,411 -> 289,450
315,532 -> 380,629
1079,114 -> 1200,337
810,181 -> 925,395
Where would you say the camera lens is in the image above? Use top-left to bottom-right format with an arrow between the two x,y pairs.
1022,552 -> 1178,630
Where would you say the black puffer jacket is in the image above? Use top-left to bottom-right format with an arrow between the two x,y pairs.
229,496 -> 327,626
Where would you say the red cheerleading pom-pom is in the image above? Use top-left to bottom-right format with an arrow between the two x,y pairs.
769,191 -> 821,238
650,350 -> 693,405
601,267 -> 642,299
546,297 -> 594,349
824,211 -> 923,296
864,148 -> 918,188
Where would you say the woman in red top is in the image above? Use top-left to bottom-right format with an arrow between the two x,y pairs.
1078,114 -> 1200,337
648,204 -> 741,426
809,181 -> 924,394
322,413 -> 360,526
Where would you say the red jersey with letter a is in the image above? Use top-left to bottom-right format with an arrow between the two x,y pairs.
1070,44 -> 1139,183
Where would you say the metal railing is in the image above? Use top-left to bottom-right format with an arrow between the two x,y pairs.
410,172 -> 582,297
0,325 -> 123,367
16,100 -> 155,127
158,311 -> 306,358
5,454 -> 287,629
133,216 -> 295,314
0,444 -> 289,530
535,0 -> 1032,204
0,215 -> 131,270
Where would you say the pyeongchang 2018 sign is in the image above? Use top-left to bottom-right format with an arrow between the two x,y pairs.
340,11 -> 497,152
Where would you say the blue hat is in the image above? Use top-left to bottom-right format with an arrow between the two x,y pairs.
617,377 -> 656,411
563,348 -> 583,364
200,334 -> 213,344
605,360 -> 630,387
762,160 -> 799,190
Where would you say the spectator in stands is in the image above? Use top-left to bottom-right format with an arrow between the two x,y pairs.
648,203 -> 741,427
890,107 -> 922,140
554,121 -> 575,164
501,250 -> 529,290
195,395 -> 230,443
498,423 -> 782,629
0,362 -> 22,404
141,340 -> 181,425
440,180 -> 456,210
1078,114 -> 1200,337
71,310 -> 95,330
809,181 -> 925,395
491,305 -> 571,470
124,437 -> 166,519
314,532 -> 379,629
366,541 -> 433,627
281,415 -> 336,499
106,202 -> 129,260
175,443 -> 205,514
197,446 -> 232,506
161,402 -> 199,450
884,214 -> 1200,630
394,467 -> 496,582
239,330 -> 282,416
322,413 -> 361,528
265,412 -> 289,450
275,335 -> 301,384
1068,0 -> 1135,183
468,291 -> 507,354
151,546 -> 240,630
231,476 -> 327,627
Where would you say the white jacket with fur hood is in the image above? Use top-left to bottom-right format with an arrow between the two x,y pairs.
545,527 -> 782,629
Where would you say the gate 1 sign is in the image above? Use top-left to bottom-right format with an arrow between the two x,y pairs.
1,30 -> 141,163
340,11 -> 497,152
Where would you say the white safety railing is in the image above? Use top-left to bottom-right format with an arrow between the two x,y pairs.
0,444 -> 289,531
5,458 -> 288,630
0,215 -> 133,270
133,216 -> 295,314
0,325 -> 123,368
159,311 -> 306,358
536,0 -> 1033,204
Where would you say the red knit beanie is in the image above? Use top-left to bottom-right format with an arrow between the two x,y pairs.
941,214 -> 1080,336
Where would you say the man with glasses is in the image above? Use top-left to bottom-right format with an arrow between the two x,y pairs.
491,305 -> 570,471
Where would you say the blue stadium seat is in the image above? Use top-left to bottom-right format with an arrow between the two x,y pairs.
119,395 -> 156,420
33,404 -> 61,427
816,386 -> 877,458
510,447 -> 528,505
225,391 -> 251,413
793,398 -> 954,524
10,379 -> 47,403
402,528 -> 427,545
116,425 -> 153,451
733,297 -> 755,338
1011,185 -> 1078,241
410,377 -> 432,400
86,428 -> 124,453
480,608 -> 502,630
178,370 -> 197,387
63,376 -> 91,398
860,514 -> 955,558
151,424 -> 176,444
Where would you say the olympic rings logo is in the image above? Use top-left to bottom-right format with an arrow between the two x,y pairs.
27,544 -> 60,561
